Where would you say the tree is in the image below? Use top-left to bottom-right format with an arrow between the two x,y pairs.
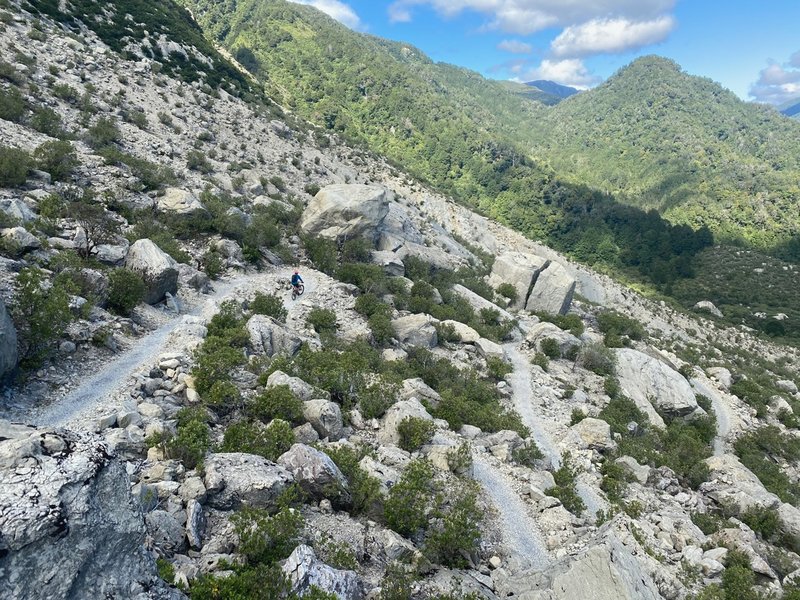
68,189 -> 121,259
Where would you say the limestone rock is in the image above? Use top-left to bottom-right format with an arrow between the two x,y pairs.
615,348 -> 698,427
703,454 -> 780,514
391,314 -> 438,348
125,239 -> 178,304
475,337 -> 505,360
300,184 -> 391,242
186,500 -> 206,550
451,284 -> 514,322
158,188 -> 206,215
487,251 -> 548,310
571,418 -> 615,451
379,398 -> 433,446
440,320 -> 480,343
303,400 -> 344,441
614,456 -> 650,484
0,198 -> 36,223
525,262 -> 576,315
399,378 -> 441,408
247,315 -> 302,357
0,300 -> 18,379
277,443 -> 352,508
267,370 -> 327,401
145,510 -> 186,553
2,226 -> 40,254
0,428 -> 179,599
693,300 -> 723,318
203,453 -> 294,510
371,250 -> 405,276
282,544 -> 363,599
525,322 -> 580,355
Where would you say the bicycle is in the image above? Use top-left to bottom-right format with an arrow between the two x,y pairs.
291,282 -> 305,301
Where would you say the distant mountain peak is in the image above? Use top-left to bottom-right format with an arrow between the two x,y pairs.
524,80 -> 579,99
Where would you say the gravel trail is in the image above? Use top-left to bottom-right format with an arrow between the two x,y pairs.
27,270 -> 316,429
690,375 -> 732,456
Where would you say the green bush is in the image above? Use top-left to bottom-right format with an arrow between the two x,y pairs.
106,268 -> 146,316
397,416 -> 435,452
0,85 -> 25,122
384,459 -> 435,536
201,250 -> 224,279
30,106 -> 65,137
540,337 -> 561,359
423,481 -> 482,568
250,291 -> 287,322
203,380 -> 242,415
486,356 -> 512,380
221,419 -> 295,461
192,338 -> 246,396
531,352 -> 549,371
323,444 -> 383,516
341,238 -> 372,263
358,380 -> 397,419
250,384 -> 304,425
691,511 -> 727,536
303,235 -> 337,275
512,440 -> 544,467
304,182 -> 321,196
741,505 -> 780,541
600,460 -> 631,503
578,342 -> 616,376
539,312 -> 584,336
368,312 -> 394,346
232,502 -> 303,566
307,307 -> 337,335
546,454 -> 586,515
735,427 -> 800,504
0,146 -> 30,187
164,407 -> 210,469
187,149 -> 213,173
596,310 -> 646,347
86,116 -> 121,149
337,262 -> 387,295
570,408 -> 586,425
34,140 -> 77,181
496,282 -> 518,304
354,292 -> 389,318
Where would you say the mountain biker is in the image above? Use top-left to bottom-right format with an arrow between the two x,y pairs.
291,270 -> 304,294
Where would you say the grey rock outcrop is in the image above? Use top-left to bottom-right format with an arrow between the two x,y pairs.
392,314 -> 438,348
247,315 -> 302,357
525,322 -> 580,355
615,348 -> 698,427
282,544 -> 363,599
379,398 -> 434,446
203,453 -> 294,510
0,198 -> 36,223
451,284 -> 514,322
0,299 -> 18,379
399,378 -> 441,408
303,400 -> 344,441
267,370 -> 326,401
0,425 -> 179,600
158,188 -> 206,215
2,226 -> 40,254
300,184 -> 391,242
277,443 -> 352,508
571,418 -> 615,451
125,239 -> 178,304
488,252 -> 548,310
525,262 -> 576,315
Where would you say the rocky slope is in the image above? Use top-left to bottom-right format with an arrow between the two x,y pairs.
1,3 -> 800,600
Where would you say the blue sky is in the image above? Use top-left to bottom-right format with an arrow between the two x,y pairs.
289,0 -> 800,104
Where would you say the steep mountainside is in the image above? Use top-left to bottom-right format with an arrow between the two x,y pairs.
525,80 -> 579,100
779,98 -> 800,119
531,57 -> 800,250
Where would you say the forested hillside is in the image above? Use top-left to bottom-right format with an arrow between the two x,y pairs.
531,57 -> 800,251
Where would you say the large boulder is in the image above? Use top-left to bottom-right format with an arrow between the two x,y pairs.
158,188 -> 206,215
2,227 -> 40,254
488,252 -> 548,310
0,198 -> 36,223
450,284 -> 514,322
525,262 -> 576,315
303,400 -> 344,441
247,315 -> 302,357
399,378 -> 442,408
0,300 -> 17,379
0,425 -> 179,600
203,453 -> 294,510
125,239 -> 178,304
277,444 -> 352,508
571,418 -> 615,451
266,370 -> 327,401
282,544 -> 363,599
379,398 -> 434,446
614,348 -> 698,427
702,454 -> 780,515
300,184 -> 391,242
525,321 -> 581,355
391,314 -> 438,348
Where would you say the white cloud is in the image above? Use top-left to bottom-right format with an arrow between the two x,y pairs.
523,58 -> 599,89
497,39 -> 532,54
551,16 -> 674,57
387,0 -> 675,35
749,58 -> 800,105
289,0 -> 362,29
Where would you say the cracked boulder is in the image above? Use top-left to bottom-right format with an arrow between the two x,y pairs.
125,238 -> 179,305
300,184 -> 391,242
488,252 -> 548,310
282,544 -> 363,599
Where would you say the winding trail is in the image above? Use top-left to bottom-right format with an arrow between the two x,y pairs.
690,376 -> 732,456
472,455 -> 550,570
25,270 -> 316,429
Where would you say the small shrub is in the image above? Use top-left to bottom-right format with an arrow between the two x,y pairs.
511,440 -> 544,467
691,511 -> 726,535
597,310 -> 646,347
0,146 -> 30,187
304,182 -> 320,196
307,307 -> 337,334
221,419 -> 295,461
323,444 -> 383,516
201,250 -> 224,279
446,442 -> 473,475
570,408 -> 586,425
250,385 -> 305,425
540,337 -> 561,359
106,269 -> 146,316
531,352 -> 549,371
186,149 -> 213,173
34,140 -> 78,181
496,282 -> 518,304
358,380 -> 397,419
12,266 -> 72,364
232,501 -> 304,566
397,416 -> 435,452
0,86 -> 24,122
546,453 -> 586,515
486,356 -> 512,380
86,116 -> 121,149
384,459 -> 435,536
368,312 -> 394,346
741,505 -> 780,541
578,342 -> 616,376
250,291 -> 287,322
423,480 -> 482,567
30,106 -> 65,137
168,407 -> 210,469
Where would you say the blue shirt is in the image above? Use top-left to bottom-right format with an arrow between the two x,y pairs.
291,273 -> 303,286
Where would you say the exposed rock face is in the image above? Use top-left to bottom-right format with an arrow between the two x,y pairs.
158,188 -> 207,215
488,252 -> 548,310
498,532 -> 661,600
693,300 -> 723,318
247,315 -> 302,357
399,378 -> 442,408
300,184 -> 391,242
282,544 -> 363,599
615,348 -> 698,427
440,320 -> 480,343
277,443 -> 352,508
525,322 -> 580,354
703,453 -> 780,514
451,284 -> 514,322
0,198 -> 36,223
0,299 -> 18,380
571,418 -> 615,451
475,337 -> 505,360
303,400 -> 345,441
525,262 -> 576,315
0,425 -> 179,600
391,314 -> 438,348
203,453 -> 294,510
125,239 -> 179,304
2,226 -> 40,254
